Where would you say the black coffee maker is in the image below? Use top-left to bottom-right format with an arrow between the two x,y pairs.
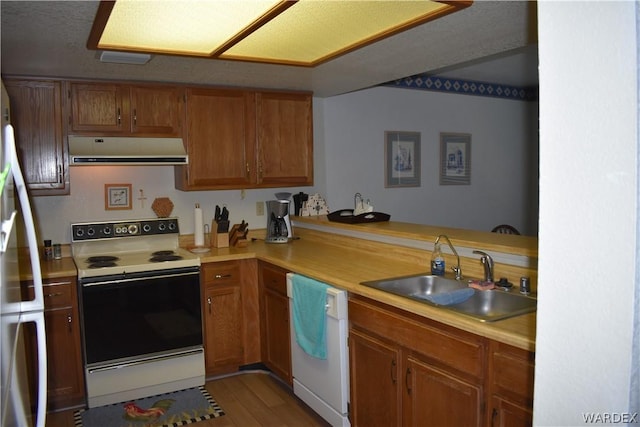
265,200 -> 292,243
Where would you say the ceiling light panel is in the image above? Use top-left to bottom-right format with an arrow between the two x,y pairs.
221,1 -> 452,65
98,0 -> 282,55
88,0 -> 470,66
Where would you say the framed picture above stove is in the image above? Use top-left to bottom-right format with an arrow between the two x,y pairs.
105,183 -> 132,210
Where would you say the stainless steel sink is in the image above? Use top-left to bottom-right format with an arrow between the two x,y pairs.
443,290 -> 537,322
360,274 -> 536,322
361,274 -> 468,300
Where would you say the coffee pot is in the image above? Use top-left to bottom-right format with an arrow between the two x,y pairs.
265,199 -> 292,243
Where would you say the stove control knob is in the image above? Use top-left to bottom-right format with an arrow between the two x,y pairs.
158,223 -> 167,231
142,224 -> 151,233
102,226 -> 112,236
87,228 -> 95,236
75,228 -> 84,238
128,224 -> 139,235
168,222 -> 176,231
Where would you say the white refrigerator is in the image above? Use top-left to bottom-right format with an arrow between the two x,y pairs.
0,83 -> 47,426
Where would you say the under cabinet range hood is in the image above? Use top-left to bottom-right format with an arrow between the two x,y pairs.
68,136 -> 188,165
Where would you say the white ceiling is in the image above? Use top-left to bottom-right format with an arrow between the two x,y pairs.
0,1 -> 538,98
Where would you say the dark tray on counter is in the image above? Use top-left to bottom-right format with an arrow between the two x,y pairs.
327,209 -> 391,224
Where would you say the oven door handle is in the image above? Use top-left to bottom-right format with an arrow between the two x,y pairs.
87,347 -> 204,373
80,267 -> 200,287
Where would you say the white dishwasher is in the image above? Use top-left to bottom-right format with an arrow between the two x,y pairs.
286,273 -> 350,427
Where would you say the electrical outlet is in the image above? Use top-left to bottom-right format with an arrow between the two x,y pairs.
256,201 -> 264,216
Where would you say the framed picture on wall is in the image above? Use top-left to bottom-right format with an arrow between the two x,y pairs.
440,133 -> 471,185
385,131 -> 421,187
105,183 -> 132,210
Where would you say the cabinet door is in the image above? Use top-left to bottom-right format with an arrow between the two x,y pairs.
258,262 -> 292,384
490,396 -> 532,427
263,288 -> 292,384
349,328 -> 402,427
130,85 -> 184,136
404,355 -> 482,427
43,307 -> 85,410
24,280 -> 85,413
203,285 -> 243,374
68,82 -> 128,133
489,342 -> 534,427
4,79 -> 68,195
256,92 -> 313,187
176,88 -> 256,190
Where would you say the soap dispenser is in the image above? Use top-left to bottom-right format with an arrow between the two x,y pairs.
431,243 -> 445,276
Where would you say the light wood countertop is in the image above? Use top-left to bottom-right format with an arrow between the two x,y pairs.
198,225 -> 537,352
29,219 -> 537,352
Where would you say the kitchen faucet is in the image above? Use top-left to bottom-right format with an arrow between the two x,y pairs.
473,250 -> 494,282
434,235 -> 463,280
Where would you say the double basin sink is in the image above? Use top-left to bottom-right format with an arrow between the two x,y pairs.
360,274 -> 536,322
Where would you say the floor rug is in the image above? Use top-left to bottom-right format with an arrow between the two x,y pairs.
74,386 -> 225,427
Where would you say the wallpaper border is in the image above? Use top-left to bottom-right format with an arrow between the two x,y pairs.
381,74 -> 539,102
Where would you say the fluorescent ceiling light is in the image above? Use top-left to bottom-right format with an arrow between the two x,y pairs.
99,51 -> 152,65
88,0 -> 471,67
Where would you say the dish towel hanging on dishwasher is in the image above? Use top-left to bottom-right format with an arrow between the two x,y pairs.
292,274 -> 331,359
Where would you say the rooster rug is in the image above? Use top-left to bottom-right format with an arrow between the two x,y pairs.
74,386 -> 225,427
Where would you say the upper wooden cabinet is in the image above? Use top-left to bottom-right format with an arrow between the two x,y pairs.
175,87 -> 256,190
67,82 -> 184,137
175,89 -> 313,190
256,92 -> 313,187
3,78 -> 69,195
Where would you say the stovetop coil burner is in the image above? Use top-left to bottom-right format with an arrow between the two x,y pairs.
86,256 -> 119,263
150,250 -> 183,262
86,255 -> 120,269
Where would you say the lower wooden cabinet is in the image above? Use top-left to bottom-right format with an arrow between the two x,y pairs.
488,342 -> 535,427
490,396 -> 533,427
23,276 -> 84,410
349,294 -> 533,427
258,261 -> 292,385
349,328 -> 401,426
404,355 -> 482,426
201,261 -> 244,376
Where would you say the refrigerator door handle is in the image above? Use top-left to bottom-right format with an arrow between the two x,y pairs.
4,124 -> 44,312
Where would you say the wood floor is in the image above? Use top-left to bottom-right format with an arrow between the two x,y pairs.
45,371 -> 331,427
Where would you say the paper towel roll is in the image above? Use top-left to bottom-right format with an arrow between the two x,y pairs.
194,203 -> 204,247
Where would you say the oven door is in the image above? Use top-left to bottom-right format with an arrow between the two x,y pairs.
78,267 -> 202,367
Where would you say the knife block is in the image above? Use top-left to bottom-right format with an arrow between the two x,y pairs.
229,224 -> 249,248
211,232 -> 229,248
211,220 -> 229,248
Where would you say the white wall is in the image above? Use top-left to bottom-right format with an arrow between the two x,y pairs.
535,2 -> 638,425
322,86 -> 539,235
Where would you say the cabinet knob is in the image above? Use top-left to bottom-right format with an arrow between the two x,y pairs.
215,274 -> 231,279
45,292 -> 63,298
207,296 -> 212,314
